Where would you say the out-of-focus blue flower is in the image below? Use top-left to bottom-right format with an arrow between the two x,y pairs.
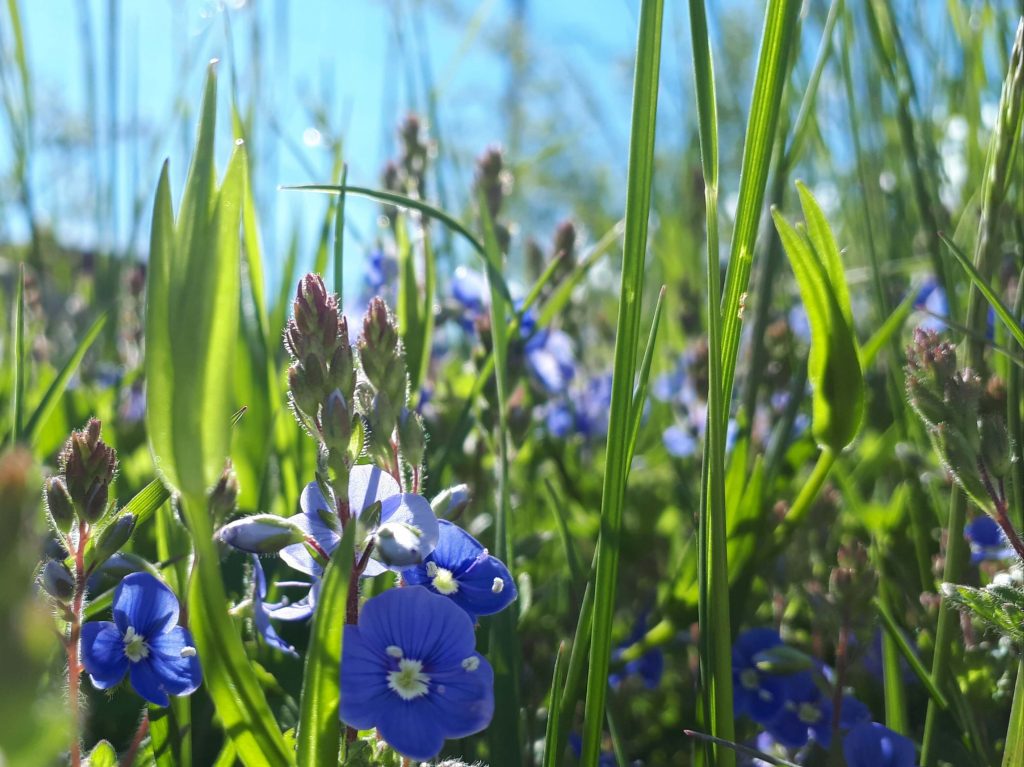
843,722 -> 916,767
546,374 -> 613,440
568,734 -> 617,767
732,629 -> 792,724
663,424 -> 698,458
788,305 -> 812,343
609,612 -> 664,689
339,586 -> 493,761
966,515 -> 1016,563
401,519 -> 517,620
861,628 -> 917,685
362,248 -> 397,303
525,328 -> 575,394
279,467 -> 439,578
452,264 -> 489,320
915,278 -> 994,338
81,572 -> 202,706
764,671 -> 869,749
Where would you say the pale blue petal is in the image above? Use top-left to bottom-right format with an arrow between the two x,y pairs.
112,572 -> 178,637
349,465 -> 401,517
81,621 -> 128,690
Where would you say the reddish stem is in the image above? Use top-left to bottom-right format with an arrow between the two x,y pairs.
67,520 -> 89,767
120,712 -> 150,767
831,614 -> 850,735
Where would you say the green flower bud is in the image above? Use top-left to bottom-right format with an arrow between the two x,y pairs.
209,462 -> 240,518
216,514 -> 309,554
753,645 -> 815,675
41,559 -> 75,602
906,376 -> 949,428
323,389 -> 353,457
88,514 -> 136,572
81,479 -> 111,524
935,423 -> 994,514
397,408 -> 426,469
44,476 -> 76,533
430,485 -> 471,519
375,521 -> 425,567
980,414 -> 1011,480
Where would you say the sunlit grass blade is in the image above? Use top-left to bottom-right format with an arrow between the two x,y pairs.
860,290 -> 916,369
296,522 -> 355,767
542,641 -> 569,767
873,596 -> 948,711
628,285 -> 666,454
21,311 -> 107,446
333,165 -> 347,300
479,189 -> 522,767
940,231 -> 1024,350
581,0 -> 663,763
284,183 -> 512,303
147,705 -> 181,767
8,264 -> 25,447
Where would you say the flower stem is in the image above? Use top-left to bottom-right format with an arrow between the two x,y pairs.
67,520 -> 89,767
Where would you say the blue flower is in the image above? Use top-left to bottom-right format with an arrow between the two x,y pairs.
732,629 -> 791,724
764,672 -> 869,749
452,265 -> 489,320
663,424 -> 698,458
81,572 -> 202,706
966,515 -> 1016,563
524,328 -> 575,395
401,519 -> 516,620
609,612 -> 663,689
251,555 -> 308,657
361,248 -> 397,303
280,466 -> 439,578
340,586 -> 494,761
843,722 -> 916,767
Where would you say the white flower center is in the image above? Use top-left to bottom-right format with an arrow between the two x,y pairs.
388,657 -> 430,700
123,626 -> 149,662
430,565 -> 459,595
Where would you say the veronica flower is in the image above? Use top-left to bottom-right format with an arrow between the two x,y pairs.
663,424 -> 698,459
608,611 -> 664,689
545,373 -> 613,440
81,572 -> 202,706
524,327 -> 575,395
340,586 -> 494,761
279,466 -> 439,578
843,722 -> 916,767
732,629 -> 792,724
251,555 -> 317,657
966,515 -> 1016,563
763,671 -> 869,749
401,520 -> 516,620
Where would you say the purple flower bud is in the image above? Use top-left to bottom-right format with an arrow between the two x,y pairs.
41,559 -> 75,602
374,521 -> 426,567
216,514 -> 309,554
81,479 -> 110,524
323,389 -> 353,456
430,485 -> 471,519
44,475 -> 76,532
209,462 -> 240,517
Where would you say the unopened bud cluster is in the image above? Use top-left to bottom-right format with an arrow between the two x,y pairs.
905,329 -> 1011,515
356,297 -> 426,472
46,418 -> 118,532
475,147 -> 511,253
285,274 -> 357,483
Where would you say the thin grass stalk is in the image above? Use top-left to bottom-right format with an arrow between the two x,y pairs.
580,1 -> 664,762
923,19 -> 1024,765
687,0 -> 734,763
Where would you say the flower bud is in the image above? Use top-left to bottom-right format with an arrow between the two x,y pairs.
552,219 -> 576,264
209,462 -> 240,518
89,514 -> 136,572
44,476 -> 76,533
323,389 -> 353,456
980,413 -> 1011,480
81,479 -> 110,523
397,408 -> 426,469
288,362 -> 321,419
374,521 -> 425,567
41,559 -> 75,602
359,298 -> 400,389
327,320 -> 356,401
216,514 -> 308,554
430,485 -> 471,519
935,423 -> 994,514
753,645 -> 814,675
906,376 -> 949,427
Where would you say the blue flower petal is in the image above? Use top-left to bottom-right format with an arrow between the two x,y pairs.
143,626 -> 203,697
129,658 -> 171,707
299,482 -> 342,543
339,625 -> 393,731
81,621 -> 128,690
425,653 -> 495,737
359,587 -> 477,671
252,556 -> 298,657
374,700 -> 448,762
112,572 -> 179,637
349,465 -> 401,517
843,722 -> 917,767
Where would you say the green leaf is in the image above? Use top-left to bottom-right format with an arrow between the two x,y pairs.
582,0 -> 664,763
87,740 -> 117,767
22,311 -> 107,446
148,704 -> 181,767
772,193 -> 864,453
296,522 -> 355,767
1004,660 -> 1024,767
542,641 -> 570,767
942,581 -> 1024,643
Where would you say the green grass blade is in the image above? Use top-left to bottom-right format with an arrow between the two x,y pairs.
628,286 -> 666,455
716,0 -> 801,414
22,311 -> 107,446
296,522 -> 355,767
1004,661 -> 1024,767
333,165 -> 347,301
9,264 -> 25,447
873,596 -> 948,710
480,190 -> 522,767
284,183 -> 512,303
941,231 -> 1024,351
860,290 -> 916,370
542,641 -> 569,767
148,705 -> 182,767
581,0 -> 663,763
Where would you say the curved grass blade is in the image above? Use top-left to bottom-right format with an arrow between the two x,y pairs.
581,0 -> 663,762
296,522 -> 355,767
542,641 -> 569,767
22,311 -> 107,446
284,183 -> 511,303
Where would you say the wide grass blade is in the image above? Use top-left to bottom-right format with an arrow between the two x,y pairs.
296,522 -> 355,767
21,311 -> 107,446
581,0 -> 663,763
